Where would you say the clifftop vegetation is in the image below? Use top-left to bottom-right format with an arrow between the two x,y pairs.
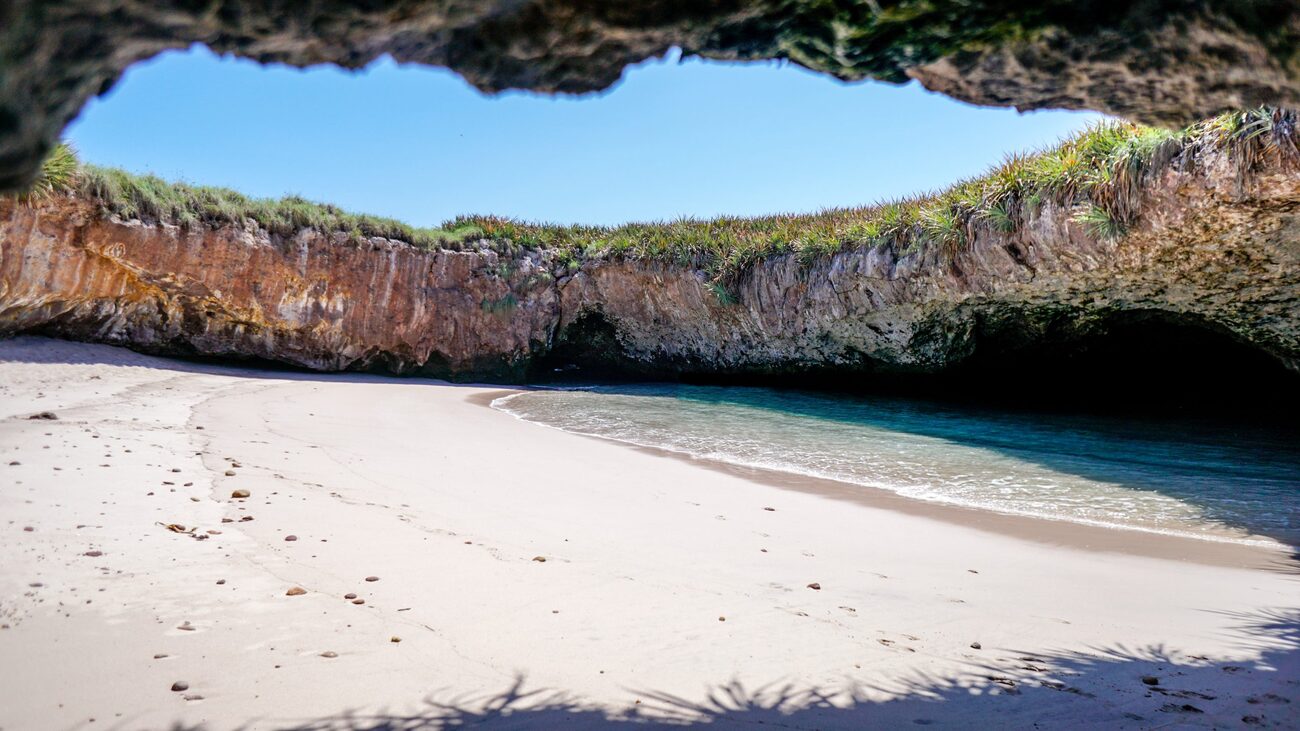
16,108 -> 1299,285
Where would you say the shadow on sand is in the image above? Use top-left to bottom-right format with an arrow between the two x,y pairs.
160,608 -> 1299,730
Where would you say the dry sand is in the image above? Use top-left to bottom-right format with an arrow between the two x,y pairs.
0,336 -> 1296,730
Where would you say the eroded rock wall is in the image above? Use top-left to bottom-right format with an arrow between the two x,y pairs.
3,1 -> 1299,190
2,148 -> 1297,380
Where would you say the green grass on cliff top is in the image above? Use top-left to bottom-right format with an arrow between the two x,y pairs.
18,108 -> 1295,282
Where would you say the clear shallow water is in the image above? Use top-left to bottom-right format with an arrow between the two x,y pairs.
494,384 -> 1300,547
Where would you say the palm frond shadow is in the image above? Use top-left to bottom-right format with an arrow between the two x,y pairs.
157,607 -> 1299,730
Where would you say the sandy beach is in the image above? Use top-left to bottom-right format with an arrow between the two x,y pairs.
0,335 -> 1296,730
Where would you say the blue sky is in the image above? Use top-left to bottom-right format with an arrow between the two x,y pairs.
66,46 -> 1102,227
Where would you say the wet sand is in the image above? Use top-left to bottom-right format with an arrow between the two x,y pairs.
1,336 -> 1296,730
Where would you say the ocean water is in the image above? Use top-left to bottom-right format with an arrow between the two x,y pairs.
493,384 -> 1300,547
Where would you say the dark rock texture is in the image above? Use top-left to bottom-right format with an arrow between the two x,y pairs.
2,144 -> 1297,381
3,1 -> 1299,191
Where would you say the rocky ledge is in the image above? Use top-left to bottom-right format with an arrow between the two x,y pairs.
3,1 -> 1299,190
1,137 -> 1297,384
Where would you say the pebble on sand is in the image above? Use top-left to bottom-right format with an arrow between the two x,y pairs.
224,470 -> 237,477
364,575 -> 379,581
1142,676 -> 1160,686
390,636 -> 401,643
216,579 -> 225,585
170,681 -> 188,692
284,535 -> 298,542
84,550 -> 103,557
970,642 -> 982,650
807,582 -> 821,590
286,586 -> 307,596
531,556 -> 546,563
352,598 -> 365,605
344,593 -> 357,600
320,651 -> 338,658
230,489 -> 250,499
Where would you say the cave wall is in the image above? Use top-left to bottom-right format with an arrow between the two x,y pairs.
2,144 -> 1297,384
3,1 -> 1299,191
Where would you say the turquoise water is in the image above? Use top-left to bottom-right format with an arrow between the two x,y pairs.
494,384 -> 1300,547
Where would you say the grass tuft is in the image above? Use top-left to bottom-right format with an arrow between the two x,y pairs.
10,109 -> 1295,280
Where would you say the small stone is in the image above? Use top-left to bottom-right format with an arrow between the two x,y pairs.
1142,676 -> 1159,686
189,497 -> 200,502
351,598 -> 365,605
84,550 -> 103,557
320,651 -> 338,658
230,489 -> 250,499
807,582 -> 821,590
285,586 -> 307,596
718,616 -> 726,622
27,411 -> 58,420
239,515 -> 253,522
224,470 -> 236,477
177,621 -> 195,631
216,579 -> 225,585
206,530 -> 221,535
970,642 -> 982,650
183,694 -> 203,701
344,593 -> 357,600
170,681 -> 188,692
220,518 -> 233,523
364,575 -> 379,581
390,636 -> 401,643
284,535 -> 298,542
7,461 -> 19,466
153,653 -> 168,659
763,507 -> 775,511
171,468 -> 181,473
22,526 -> 33,532
531,556 -> 546,563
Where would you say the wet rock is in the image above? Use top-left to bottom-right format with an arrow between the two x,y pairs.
1142,676 -> 1160,686
285,586 -> 307,596
170,681 -> 188,692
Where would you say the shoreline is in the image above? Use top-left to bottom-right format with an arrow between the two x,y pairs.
477,389 -> 1292,570
2,337 -> 1297,730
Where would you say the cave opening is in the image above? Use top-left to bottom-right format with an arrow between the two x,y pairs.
660,312 -> 1300,424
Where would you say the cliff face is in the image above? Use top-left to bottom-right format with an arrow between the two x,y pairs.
4,0 -> 1299,190
2,147 -> 1297,381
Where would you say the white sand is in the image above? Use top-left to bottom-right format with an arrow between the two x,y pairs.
0,336 -> 1296,730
